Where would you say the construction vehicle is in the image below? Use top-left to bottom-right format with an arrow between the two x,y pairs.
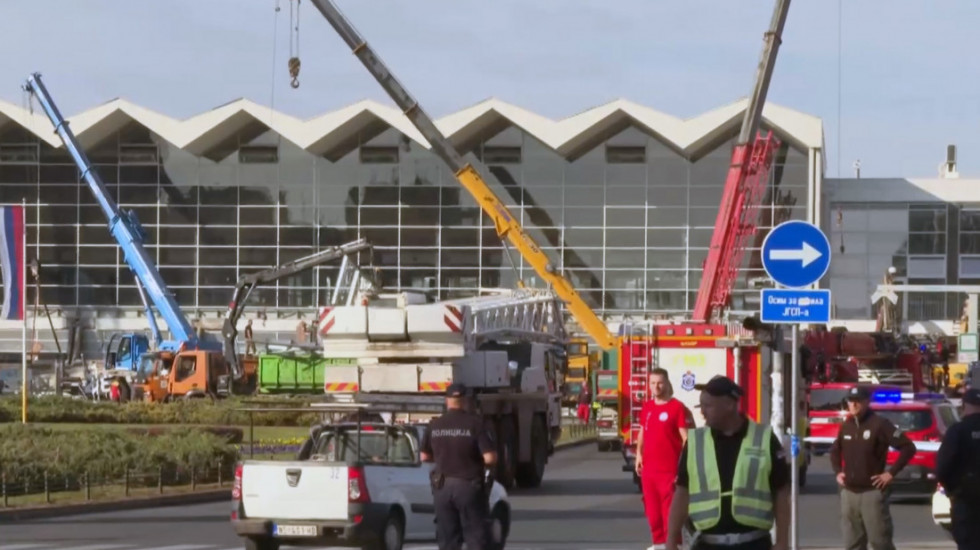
23,73 -> 366,402
307,0 -> 616,353
618,0 -> 795,484
562,337 -> 591,407
316,288 -> 567,490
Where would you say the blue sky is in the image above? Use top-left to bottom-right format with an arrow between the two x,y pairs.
2,0 -> 979,178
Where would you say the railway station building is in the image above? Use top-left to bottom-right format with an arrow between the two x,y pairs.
0,95 -> 825,358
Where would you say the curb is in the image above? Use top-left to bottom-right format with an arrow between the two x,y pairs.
2,436 -> 599,521
0,488 -> 231,522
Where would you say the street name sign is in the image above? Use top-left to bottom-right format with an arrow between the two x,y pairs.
760,288 -> 832,323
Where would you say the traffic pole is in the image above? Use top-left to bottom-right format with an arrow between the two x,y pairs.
790,324 -> 799,550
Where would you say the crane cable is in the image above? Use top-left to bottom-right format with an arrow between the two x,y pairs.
288,0 -> 301,88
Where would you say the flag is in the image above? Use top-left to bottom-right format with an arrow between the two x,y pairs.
0,205 -> 25,321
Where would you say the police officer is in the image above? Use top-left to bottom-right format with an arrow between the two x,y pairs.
666,375 -> 790,550
830,385 -> 915,550
420,382 -> 497,550
936,388 -> 980,550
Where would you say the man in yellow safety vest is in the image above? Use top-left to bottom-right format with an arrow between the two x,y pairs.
665,375 -> 791,550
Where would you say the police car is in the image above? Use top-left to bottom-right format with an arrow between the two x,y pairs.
231,421 -> 511,550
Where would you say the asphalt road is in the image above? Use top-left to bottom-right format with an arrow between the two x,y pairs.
2,444 -> 954,550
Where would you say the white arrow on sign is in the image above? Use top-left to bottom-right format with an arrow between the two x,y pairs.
871,289 -> 898,305
768,242 -> 822,268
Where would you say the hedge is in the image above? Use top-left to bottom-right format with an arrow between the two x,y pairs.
0,395 -> 322,427
0,424 -> 239,484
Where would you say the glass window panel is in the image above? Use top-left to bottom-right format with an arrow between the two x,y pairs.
401,207 -> 440,227
34,184 -> 76,204
239,186 -> 277,206
78,287 -> 115,305
239,226 -> 278,247
157,225 -> 196,245
78,266 -> 116,285
239,207 -> 275,225
360,207 -> 399,225
606,186 -> 646,207
566,269 -> 604,290
159,206 -> 198,225
200,287 -> 235,307
41,284 -> 76,305
689,208 -> 719,227
649,187 -> 688,208
37,245 -> 77,264
648,250 -> 687,270
442,227 -> 478,247
280,226 -> 315,247
39,164 -> 77,184
646,270 -> 687,290
240,247 -> 277,267
401,186 -> 440,206
563,207 -> 603,226
960,210 -> 980,232
123,206 -> 158,227
605,249 -> 643,269
646,229 -> 686,249
909,207 -> 945,232
563,247 -> 604,268
441,269 -> 479,290
649,157 -> 688,187
648,207 -> 687,226
521,186 -> 563,207
363,227 -> 399,247
909,234 -> 946,255
200,206 -> 237,225
442,249 -> 480,267
0,165 -> 38,184
401,249 -> 438,267
119,165 -> 158,184
400,268 -> 438,289
689,184 -> 724,207
199,187 -> 238,206
605,269 -> 645,289
605,229 -> 644,248
402,228 -> 438,247
565,228 -> 604,248
960,234 -> 980,254
158,266 -> 196,286
38,206 -> 77,225
118,185 -> 158,203
564,185 -> 604,207
646,291 -> 686,311
79,225 -> 116,246
200,226 -> 237,246
199,267 -> 237,287
117,287 -> 145,307
158,246 -> 198,265
605,208 -> 645,228
0,184 -> 39,203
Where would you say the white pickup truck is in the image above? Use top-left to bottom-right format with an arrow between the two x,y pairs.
231,421 -> 511,550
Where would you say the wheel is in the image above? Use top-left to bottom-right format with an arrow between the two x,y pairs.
488,503 -> 510,550
368,512 -> 404,550
244,537 -> 279,550
495,416 -> 517,489
515,415 -> 548,488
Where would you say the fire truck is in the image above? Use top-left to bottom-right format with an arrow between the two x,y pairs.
617,0 -> 803,488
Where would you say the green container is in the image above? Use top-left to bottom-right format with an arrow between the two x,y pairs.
602,348 -> 620,373
257,354 -> 357,394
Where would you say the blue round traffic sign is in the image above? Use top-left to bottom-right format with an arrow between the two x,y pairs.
761,221 -> 831,288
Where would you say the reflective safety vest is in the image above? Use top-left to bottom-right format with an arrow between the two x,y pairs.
686,420 -> 774,531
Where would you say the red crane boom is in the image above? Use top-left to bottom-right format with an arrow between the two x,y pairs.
692,0 -> 791,323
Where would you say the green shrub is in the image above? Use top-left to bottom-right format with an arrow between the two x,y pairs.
0,424 -> 239,484
0,395 -> 322,427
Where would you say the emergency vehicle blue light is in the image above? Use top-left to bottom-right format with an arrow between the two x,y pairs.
872,390 -> 902,403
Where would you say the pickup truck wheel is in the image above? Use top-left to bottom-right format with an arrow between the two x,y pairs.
488,503 -> 510,550
244,536 -> 279,550
370,513 -> 404,550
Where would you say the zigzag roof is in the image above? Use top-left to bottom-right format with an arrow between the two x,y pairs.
0,95 -> 823,160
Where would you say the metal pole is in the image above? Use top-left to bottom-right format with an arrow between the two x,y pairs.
790,324 -> 799,550
771,327 -> 785,438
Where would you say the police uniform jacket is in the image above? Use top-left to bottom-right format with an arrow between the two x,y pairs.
421,409 -> 495,481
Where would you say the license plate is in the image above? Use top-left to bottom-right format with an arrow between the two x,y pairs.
273,524 -> 317,537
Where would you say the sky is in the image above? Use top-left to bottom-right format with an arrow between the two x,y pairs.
1,0 -> 979,179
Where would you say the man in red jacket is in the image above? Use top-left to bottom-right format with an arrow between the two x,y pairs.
635,368 -> 690,550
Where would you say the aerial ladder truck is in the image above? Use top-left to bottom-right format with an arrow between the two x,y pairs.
618,0 -> 799,483
23,73 -> 368,401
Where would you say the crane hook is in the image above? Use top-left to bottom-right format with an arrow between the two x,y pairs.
288,57 -> 301,89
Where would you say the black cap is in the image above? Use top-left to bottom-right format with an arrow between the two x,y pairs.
845,386 -> 872,401
446,382 -> 467,397
694,375 -> 743,400
963,388 -> 980,406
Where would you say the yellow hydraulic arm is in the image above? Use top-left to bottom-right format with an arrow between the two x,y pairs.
309,0 -> 616,350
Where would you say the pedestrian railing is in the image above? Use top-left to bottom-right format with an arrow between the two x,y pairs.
0,461 -> 235,508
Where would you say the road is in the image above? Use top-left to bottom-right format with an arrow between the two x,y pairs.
2,444 -> 953,550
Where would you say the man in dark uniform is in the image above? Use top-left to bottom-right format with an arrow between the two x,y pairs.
830,385 -> 915,550
420,382 -> 497,550
666,375 -> 791,550
936,388 -> 980,550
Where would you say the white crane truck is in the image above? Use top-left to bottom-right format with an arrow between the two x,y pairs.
316,289 -> 568,489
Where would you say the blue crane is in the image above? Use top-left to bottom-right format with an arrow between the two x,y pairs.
24,73 -> 221,369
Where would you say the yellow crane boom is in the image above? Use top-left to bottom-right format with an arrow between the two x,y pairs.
308,0 -> 616,350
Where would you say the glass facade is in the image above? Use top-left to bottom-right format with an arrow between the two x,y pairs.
0,117 -> 813,318
826,201 -> 979,321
